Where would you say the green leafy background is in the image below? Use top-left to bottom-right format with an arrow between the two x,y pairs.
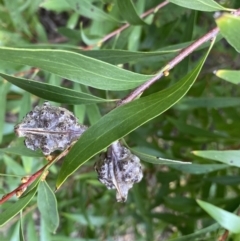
0,0 -> 240,240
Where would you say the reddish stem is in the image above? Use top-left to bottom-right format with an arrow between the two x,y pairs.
119,9 -> 240,105
0,166 -> 44,204
0,145 -> 71,205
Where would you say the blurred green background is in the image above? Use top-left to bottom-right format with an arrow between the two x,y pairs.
1,0 -> 240,240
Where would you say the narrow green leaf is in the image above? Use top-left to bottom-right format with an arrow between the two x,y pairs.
169,223 -> 220,241
0,138 -> 43,157
128,26 -> 142,51
19,212 -> 26,241
170,164 -> 228,174
80,49 -> 174,65
62,213 -> 107,226
177,10 -> 196,76
116,0 -> 146,25
0,47 -> 152,91
215,69 -> 240,84
56,42 -> 214,189
80,24 -> 101,46
65,0 -> 119,22
216,14 -> 240,52
37,181 -> 59,233
17,38 -> 219,65
197,199 -> 240,233
0,81 -> 10,143
207,176 -> 240,185
175,97 -> 240,110
192,150 -> 240,167
169,0 -> 232,12
131,148 -> 191,165
3,155 -> 26,176
82,85 -> 102,125
86,104 -> 102,125
18,92 -> 31,122
40,216 -> 51,241
0,72 -> 114,105
40,0 -> 72,12
73,84 -> 86,123
26,217 -> 38,241
0,184 -> 38,227
168,117 -> 225,138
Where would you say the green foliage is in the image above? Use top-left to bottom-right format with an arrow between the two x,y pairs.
57,48 -> 212,188
197,200 -> 240,233
0,0 -> 240,240
0,179 -> 39,227
37,181 -> 59,233
169,0 -> 233,11
216,13 -> 240,52
215,70 -> 240,84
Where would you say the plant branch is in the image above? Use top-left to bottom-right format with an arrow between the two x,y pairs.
118,8 -> 240,105
83,1 -> 169,49
218,230 -> 229,241
0,144 -> 73,205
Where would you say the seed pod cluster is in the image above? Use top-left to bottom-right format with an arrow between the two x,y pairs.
94,141 -> 143,202
15,102 -> 87,155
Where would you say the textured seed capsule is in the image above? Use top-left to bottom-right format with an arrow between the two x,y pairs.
94,141 -> 143,202
15,102 -> 87,155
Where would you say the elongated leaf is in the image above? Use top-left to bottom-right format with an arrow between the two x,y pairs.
0,184 -> 38,227
18,38 -> 220,65
215,70 -> 240,84
80,24 -> 101,46
0,72 -> 115,105
3,155 -> 26,176
216,14 -> 240,52
73,84 -> 86,123
207,176 -> 240,185
0,81 -> 10,143
80,49 -> 174,64
169,0 -> 231,12
197,199 -> 240,233
168,117 -> 224,138
37,181 -> 59,233
192,150 -> 240,168
40,0 -> 72,12
62,213 -> 106,226
0,47 -> 152,91
26,217 -> 38,241
40,216 -> 51,241
86,104 -> 101,125
131,148 -> 190,165
170,164 -> 227,174
169,223 -> 220,241
81,85 -> 101,125
18,92 -> 31,122
116,0 -> 146,25
56,43 -> 214,189
175,97 -> 240,110
0,138 -> 43,157
65,0 -> 119,22
19,212 -> 25,241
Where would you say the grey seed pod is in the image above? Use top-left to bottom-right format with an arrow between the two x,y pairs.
94,141 -> 143,202
15,102 -> 87,155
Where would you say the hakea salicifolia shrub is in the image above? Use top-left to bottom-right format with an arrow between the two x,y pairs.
15,102 -> 143,202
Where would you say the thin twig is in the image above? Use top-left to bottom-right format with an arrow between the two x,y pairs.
0,144 -> 73,205
218,230 -> 229,241
118,8 -> 240,105
83,1 -> 169,49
